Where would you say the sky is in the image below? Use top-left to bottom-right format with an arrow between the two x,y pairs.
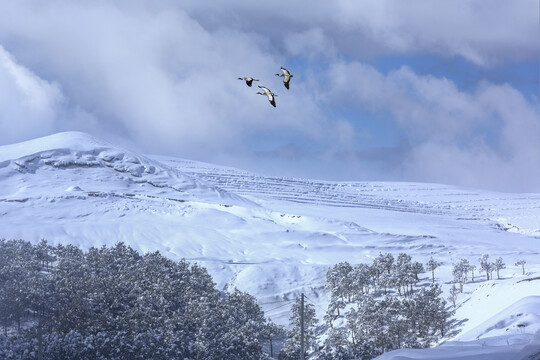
0,0 -> 539,192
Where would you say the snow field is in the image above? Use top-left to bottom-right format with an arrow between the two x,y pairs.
2,132 -> 540,358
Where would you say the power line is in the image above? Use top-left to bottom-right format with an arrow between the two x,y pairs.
303,294 -> 327,313
265,300 -> 294,313
258,299 -> 293,306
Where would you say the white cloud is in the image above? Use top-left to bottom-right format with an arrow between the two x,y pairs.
0,45 -> 64,143
0,0 -> 537,191
284,28 -> 336,59
325,61 -> 540,191
0,1 -> 339,158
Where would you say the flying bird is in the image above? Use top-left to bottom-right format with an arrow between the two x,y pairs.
275,67 -> 293,89
257,86 -> 277,107
238,77 -> 259,87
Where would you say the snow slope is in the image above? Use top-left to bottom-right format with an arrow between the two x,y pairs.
2,132 -> 540,358
375,293 -> 540,360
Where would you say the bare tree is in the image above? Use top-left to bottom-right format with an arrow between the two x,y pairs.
515,259 -> 526,275
494,257 -> 505,280
448,284 -> 459,308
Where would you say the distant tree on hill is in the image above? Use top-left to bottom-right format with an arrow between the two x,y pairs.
469,264 -> 477,282
452,259 -> 469,292
494,257 -> 505,279
479,254 -> 494,280
426,257 -> 441,284
448,284 -> 459,308
515,259 -> 526,275
411,261 -> 424,282
395,253 -> 420,296
372,253 -> 395,293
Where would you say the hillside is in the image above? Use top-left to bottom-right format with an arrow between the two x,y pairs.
2,132 -> 540,358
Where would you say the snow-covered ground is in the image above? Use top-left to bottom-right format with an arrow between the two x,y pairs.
2,131 -> 540,358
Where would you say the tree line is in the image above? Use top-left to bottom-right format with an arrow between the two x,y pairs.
279,253 -> 452,360
0,239 -> 279,360
1,239 -> 528,360
279,252 -> 529,359
446,255 -> 526,307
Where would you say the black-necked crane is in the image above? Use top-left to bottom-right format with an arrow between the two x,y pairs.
238,77 -> 259,87
275,67 -> 293,89
257,86 -> 277,107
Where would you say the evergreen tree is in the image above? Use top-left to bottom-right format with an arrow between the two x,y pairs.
326,262 -> 353,303
351,263 -> 372,296
372,253 -> 394,292
279,296 -> 318,360
264,319 -> 286,359
426,257 -> 441,284
319,327 -> 355,360
0,240 -> 273,360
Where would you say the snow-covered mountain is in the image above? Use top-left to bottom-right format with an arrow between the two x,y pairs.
2,132 -> 540,358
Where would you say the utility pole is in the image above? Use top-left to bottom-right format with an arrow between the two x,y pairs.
269,318 -> 274,359
37,310 -> 42,360
300,293 -> 305,360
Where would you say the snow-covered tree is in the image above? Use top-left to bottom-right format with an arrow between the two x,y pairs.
0,240 -> 272,360
324,256 -> 452,358
414,285 -> 451,345
515,259 -> 526,275
494,257 -> 505,280
351,263 -> 372,296
326,262 -> 354,303
452,259 -> 470,292
411,261 -> 424,281
426,257 -> 441,284
479,254 -> 493,280
279,296 -> 318,360
264,319 -> 286,359
215,289 -> 268,360
469,264 -> 477,282
319,327 -> 355,360
394,253 -> 419,296
448,284 -> 459,308
372,253 -> 395,291
324,294 -> 346,328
